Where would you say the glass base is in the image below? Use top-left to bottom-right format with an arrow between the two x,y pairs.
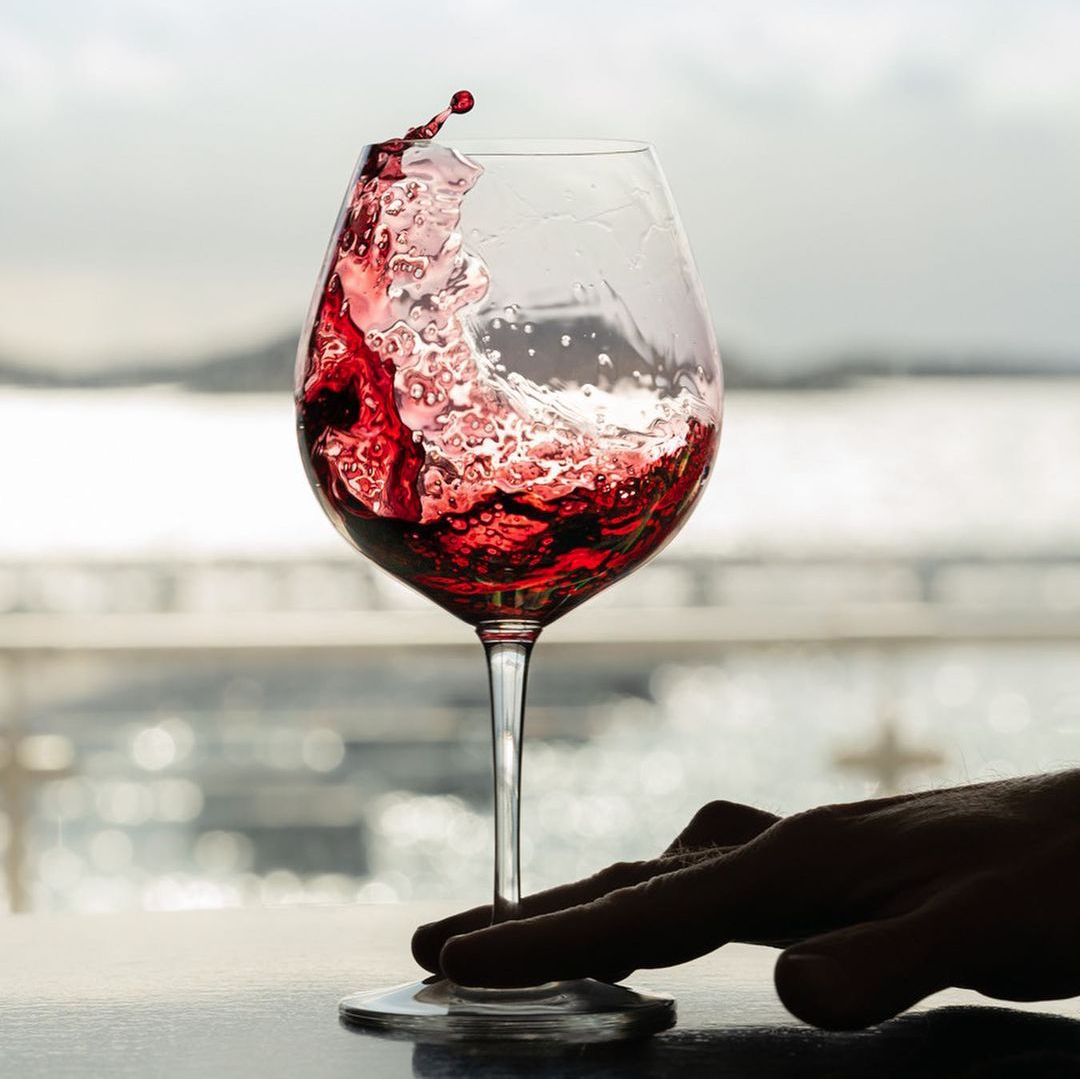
339,977 -> 676,1042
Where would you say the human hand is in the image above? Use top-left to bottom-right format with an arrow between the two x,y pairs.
412,771 -> 1080,1030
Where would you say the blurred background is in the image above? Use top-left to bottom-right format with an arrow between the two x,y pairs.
1,0 -> 1078,915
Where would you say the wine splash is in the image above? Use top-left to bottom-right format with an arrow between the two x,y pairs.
403,90 -> 475,141
297,95 -> 719,625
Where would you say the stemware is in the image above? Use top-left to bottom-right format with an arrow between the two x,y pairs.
296,134 -> 722,1039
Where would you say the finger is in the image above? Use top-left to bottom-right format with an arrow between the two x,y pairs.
440,805 -> 877,988
774,902 -> 956,1031
412,849 -> 717,974
664,800 -> 781,855
440,857 -> 727,988
415,800 -> 780,972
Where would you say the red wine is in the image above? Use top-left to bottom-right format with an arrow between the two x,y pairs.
403,90 -> 474,141
297,95 -> 719,625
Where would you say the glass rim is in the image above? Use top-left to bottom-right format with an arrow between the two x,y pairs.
402,138 -> 653,158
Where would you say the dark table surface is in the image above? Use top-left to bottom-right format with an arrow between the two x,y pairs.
1,904 -> 1078,1078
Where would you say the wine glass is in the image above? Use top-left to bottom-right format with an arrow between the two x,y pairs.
296,135 -> 722,1040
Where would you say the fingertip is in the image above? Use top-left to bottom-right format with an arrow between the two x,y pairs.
774,952 -> 868,1031
440,923 -> 549,989
410,922 -> 443,974
777,907 -> 955,1031
439,931 -> 497,988
410,906 -> 493,974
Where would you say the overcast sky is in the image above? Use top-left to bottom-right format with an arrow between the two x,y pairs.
2,0 -> 1079,371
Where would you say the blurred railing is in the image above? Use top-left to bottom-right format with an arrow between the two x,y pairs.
0,551 -> 1076,914
0,553 -> 1078,658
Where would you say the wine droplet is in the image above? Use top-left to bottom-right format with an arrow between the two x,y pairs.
450,90 -> 475,114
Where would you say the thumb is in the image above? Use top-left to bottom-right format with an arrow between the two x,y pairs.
774,905 -> 956,1031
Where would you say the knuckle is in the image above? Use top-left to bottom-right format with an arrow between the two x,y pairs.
682,800 -> 746,840
692,799 -> 742,826
681,800 -> 780,845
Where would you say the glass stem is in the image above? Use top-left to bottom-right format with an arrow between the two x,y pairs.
477,619 -> 541,925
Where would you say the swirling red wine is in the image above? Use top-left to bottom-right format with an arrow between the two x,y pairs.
297,95 -> 718,625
